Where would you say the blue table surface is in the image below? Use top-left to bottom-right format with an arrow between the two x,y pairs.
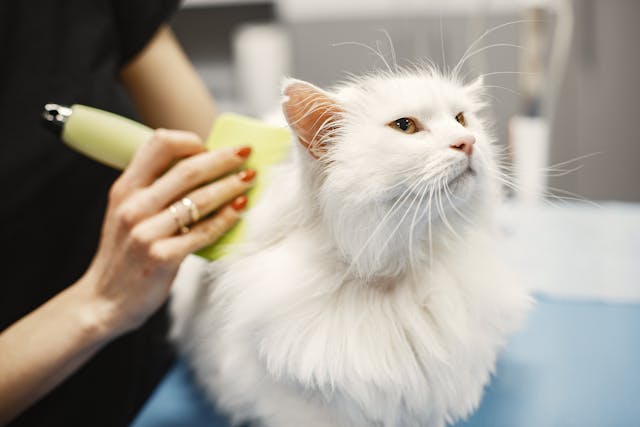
132,296 -> 640,427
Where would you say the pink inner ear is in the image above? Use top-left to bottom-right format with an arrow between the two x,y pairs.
282,81 -> 342,157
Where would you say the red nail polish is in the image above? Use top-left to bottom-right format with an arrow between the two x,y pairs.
231,195 -> 248,211
239,169 -> 256,182
235,146 -> 252,158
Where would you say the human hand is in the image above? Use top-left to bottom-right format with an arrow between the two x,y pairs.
76,129 -> 254,339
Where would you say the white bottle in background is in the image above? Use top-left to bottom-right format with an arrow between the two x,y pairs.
232,23 -> 292,118
510,8 -> 549,205
509,115 -> 549,205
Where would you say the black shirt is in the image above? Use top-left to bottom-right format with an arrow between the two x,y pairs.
0,1 -> 179,425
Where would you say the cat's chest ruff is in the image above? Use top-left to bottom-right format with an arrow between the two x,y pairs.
205,226 -> 524,426
246,257 -> 486,409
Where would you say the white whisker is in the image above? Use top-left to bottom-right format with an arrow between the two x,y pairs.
439,10 -> 446,70
378,29 -> 398,71
338,175 -> 427,281
408,181 -> 432,278
332,41 -> 393,73
436,175 -> 462,240
453,19 -> 542,75
455,43 -> 524,74
480,71 -> 536,78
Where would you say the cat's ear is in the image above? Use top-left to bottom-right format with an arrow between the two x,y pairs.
282,78 -> 343,158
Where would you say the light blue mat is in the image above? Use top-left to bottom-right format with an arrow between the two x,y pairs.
456,296 -> 640,427
132,295 -> 640,427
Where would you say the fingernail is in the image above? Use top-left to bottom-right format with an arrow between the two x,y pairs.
238,169 -> 256,182
235,146 -> 252,158
231,195 -> 248,211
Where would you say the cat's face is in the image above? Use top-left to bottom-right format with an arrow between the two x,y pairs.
283,70 -> 496,278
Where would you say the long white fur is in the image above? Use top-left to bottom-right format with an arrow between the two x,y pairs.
172,68 -> 531,427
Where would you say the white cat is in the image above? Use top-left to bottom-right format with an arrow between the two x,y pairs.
173,68 -> 531,427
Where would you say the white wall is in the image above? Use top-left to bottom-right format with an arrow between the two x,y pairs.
276,0 -> 552,21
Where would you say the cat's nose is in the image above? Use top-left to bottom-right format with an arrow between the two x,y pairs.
450,135 -> 475,156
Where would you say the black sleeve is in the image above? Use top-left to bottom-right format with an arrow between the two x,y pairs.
111,0 -> 181,66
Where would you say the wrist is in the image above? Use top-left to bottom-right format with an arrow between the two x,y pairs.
65,278 -> 121,346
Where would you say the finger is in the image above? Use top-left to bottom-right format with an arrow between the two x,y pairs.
118,129 -> 205,192
141,146 -> 251,213
186,169 -> 256,220
133,169 -> 255,240
114,145 -> 251,225
151,201 -> 246,259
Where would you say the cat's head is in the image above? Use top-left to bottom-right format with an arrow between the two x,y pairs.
282,68 -> 497,278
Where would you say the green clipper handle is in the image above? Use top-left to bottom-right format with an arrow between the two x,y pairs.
43,104 -> 153,169
42,103 -> 292,260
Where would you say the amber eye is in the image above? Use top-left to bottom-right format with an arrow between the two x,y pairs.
455,112 -> 466,127
389,117 -> 418,134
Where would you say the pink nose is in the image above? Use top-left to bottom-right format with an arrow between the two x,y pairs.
450,135 -> 476,156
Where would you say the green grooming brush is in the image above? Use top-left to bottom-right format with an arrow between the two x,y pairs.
42,104 -> 292,260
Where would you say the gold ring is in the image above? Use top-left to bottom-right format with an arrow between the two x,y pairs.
180,197 -> 200,223
168,198 -> 200,234
169,203 -> 190,234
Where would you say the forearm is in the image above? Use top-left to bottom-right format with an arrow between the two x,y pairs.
0,281 -> 111,426
120,25 -> 216,140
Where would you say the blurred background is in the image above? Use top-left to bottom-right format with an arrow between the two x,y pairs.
172,0 -> 640,203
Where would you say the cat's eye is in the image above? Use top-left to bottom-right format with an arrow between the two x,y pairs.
389,117 -> 418,134
455,112 -> 466,127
